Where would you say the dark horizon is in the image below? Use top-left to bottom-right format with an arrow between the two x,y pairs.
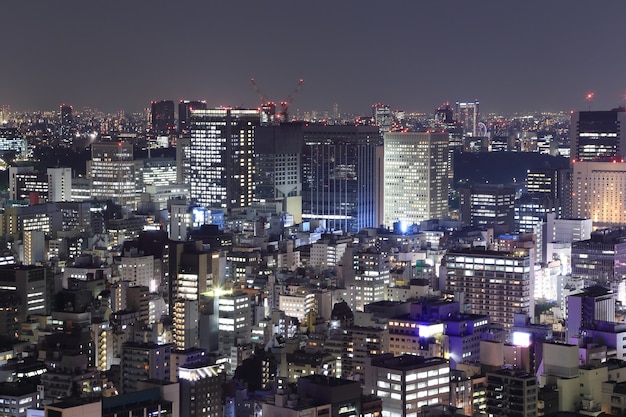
1,1 -> 625,115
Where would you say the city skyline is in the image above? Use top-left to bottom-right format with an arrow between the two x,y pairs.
1,1 -> 625,115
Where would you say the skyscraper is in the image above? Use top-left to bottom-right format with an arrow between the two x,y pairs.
89,142 -> 136,209
570,110 -> 626,161
569,110 -> 626,227
459,184 -> 516,233
178,100 -> 207,134
302,125 -> 381,233
151,100 -> 175,135
571,160 -> 626,227
189,108 -> 260,211
383,131 -> 448,227
456,101 -> 479,137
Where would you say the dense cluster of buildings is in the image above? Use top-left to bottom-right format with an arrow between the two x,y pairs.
0,101 -> 624,417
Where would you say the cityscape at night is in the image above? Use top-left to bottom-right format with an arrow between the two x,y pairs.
1,1 -> 626,417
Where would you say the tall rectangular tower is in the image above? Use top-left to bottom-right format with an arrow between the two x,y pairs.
302,125 -> 381,233
189,109 -> 260,211
383,131 -> 448,227
89,142 -> 136,209
570,110 -> 626,161
151,100 -> 175,135
456,101 -> 479,137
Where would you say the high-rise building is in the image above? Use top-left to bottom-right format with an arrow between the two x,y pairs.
571,160 -> 626,228
60,104 -> 74,142
189,108 -> 260,211
569,110 -> 626,227
383,131 -> 448,227
570,110 -> 626,161
151,100 -> 175,135
178,100 -> 207,133
89,142 -> 136,209
444,248 -> 533,330
254,122 -> 303,202
456,101 -> 480,137
302,125 -> 381,233
459,184 -> 516,233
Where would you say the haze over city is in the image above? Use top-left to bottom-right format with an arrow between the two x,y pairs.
1,0 -> 626,114
4,2 -> 626,417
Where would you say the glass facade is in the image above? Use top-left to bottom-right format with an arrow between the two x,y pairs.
302,126 -> 380,233
189,109 -> 259,210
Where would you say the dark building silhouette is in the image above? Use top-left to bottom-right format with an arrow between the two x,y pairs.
178,100 -> 207,134
151,100 -> 175,135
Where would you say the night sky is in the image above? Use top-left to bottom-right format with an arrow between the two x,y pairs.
1,1 -> 625,115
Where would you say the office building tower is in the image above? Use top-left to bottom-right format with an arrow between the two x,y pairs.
189,108 -> 260,210
365,354 -> 450,415
485,369 -> 538,417
571,227 -> 626,287
8,166 -> 48,203
0,265 -> 49,322
570,110 -> 626,161
151,100 -> 175,135
514,194 -> 556,234
545,213 -> 592,243
60,104 -> 74,142
218,291 -> 251,355
526,168 -> 560,198
301,125 -> 381,233
178,100 -> 207,133
89,141 -> 136,209
254,123 -> 303,202
444,248 -> 533,330
136,157 -> 178,191
372,103 -> 392,132
459,183 -> 516,233
47,167 -> 72,202
456,101 -> 479,137
383,131 -> 448,227
571,160 -> 626,228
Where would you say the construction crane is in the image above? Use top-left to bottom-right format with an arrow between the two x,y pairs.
250,78 -> 304,123
280,79 -> 304,121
